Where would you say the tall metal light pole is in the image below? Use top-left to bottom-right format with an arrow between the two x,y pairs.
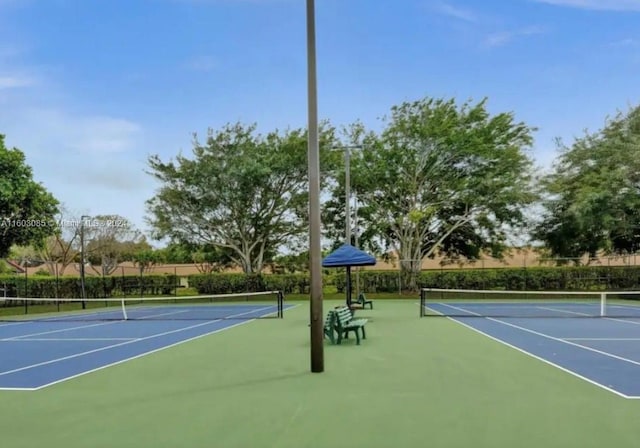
332,145 -> 362,245
345,147 -> 350,245
80,215 -> 89,309
306,0 -> 324,373
333,145 -> 363,299
354,190 -> 360,297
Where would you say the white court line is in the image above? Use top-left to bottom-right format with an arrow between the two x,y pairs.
536,305 -> 640,327
444,303 -> 640,367
0,338 -> 136,342
0,304 -> 277,380
565,338 -> 640,341
535,306 -> 591,316
435,302 -> 640,399
27,303 -> 298,391
0,304 -> 131,327
2,307 -> 196,341
0,321 -> 31,328
3,321 -> 124,340
0,302 -> 297,391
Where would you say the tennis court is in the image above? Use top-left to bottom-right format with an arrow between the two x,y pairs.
0,291 -> 288,390
3,295 -> 640,448
421,288 -> 640,398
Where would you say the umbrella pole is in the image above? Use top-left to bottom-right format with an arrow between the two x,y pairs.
346,266 -> 352,306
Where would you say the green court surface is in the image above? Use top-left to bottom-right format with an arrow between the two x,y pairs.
2,295 -> 640,448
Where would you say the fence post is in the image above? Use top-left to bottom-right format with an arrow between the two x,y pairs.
523,252 -> 528,290
102,268 -> 107,306
55,263 -> 59,299
139,266 -> 144,298
23,268 -> 28,313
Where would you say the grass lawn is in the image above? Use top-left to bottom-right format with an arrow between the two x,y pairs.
1,293 -> 640,447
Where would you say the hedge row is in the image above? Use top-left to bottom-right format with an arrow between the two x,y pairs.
187,273 -> 313,294
334,266 -> 640,292
0,274 -> 180,299
2,265 -> 640,300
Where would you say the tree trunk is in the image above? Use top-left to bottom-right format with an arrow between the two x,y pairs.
398,242 -> 422,292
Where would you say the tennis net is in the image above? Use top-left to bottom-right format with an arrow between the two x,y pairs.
0,291 -> 285,322
419,288 -> 640,318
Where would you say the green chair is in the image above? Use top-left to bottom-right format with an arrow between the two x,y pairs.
355,292 -> 373,309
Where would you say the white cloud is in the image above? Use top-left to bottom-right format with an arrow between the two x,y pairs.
21,108 -> 142,154
432,1 -> 478,22
0,28 -> 150,227
0,43 -> 27,60
168,0 -> 296,4
0,75 -> 34,89
47,155 -> 148,191
532,0 -> 640,11
484,31 -> 513,47
183,55 -> 218,72
607,38 -> 640,47
484,25 -> 546,47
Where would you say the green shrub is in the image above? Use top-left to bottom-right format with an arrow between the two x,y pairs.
187,273 -> 310,295
1,265 -> 639,300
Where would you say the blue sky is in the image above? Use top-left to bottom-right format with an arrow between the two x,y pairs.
1,0 -> 639,242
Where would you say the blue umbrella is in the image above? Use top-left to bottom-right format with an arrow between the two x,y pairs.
322,244 -> 376,306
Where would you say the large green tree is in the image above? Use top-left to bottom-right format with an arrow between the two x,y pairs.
0,135 -> 59,257
145,122 -> 338,273
534,105 -> 640,261
155,242 -> 236,273
332,97 -> 537,289
322,144 -> 386,256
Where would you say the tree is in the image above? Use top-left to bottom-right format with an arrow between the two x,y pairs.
534,105 -> 640,262
155,242 -> 193,264
0,134 -> 59,257
191,247 -> 235,274
321,138 -> 390,257
36,207 -> 83,275
271,251 -> 310,273
84,215 -> 148,275
130,249 -> 160,275
154,241 -> 239,273
8,244 -> 39,267
342,97 -> 537,290
145,122 -> 338,273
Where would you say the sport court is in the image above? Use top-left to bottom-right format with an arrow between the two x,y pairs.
422,288 -> 640,398
3,294 -> 640,448
0,292 -> 287,390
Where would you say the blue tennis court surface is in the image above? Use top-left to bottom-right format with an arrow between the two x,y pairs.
0,303 -> 292,391
426,301 -> 640,399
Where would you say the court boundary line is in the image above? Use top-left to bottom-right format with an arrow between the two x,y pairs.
0,293 -> 286,324
0,306 -> 275,377
0,337 -> 137,342
30,303 -> 300,391
0,303 -> 299,391
434,303 -> 640,399
566,338 -> 640,341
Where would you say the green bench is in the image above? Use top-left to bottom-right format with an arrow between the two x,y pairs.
323,306 -> 368,345
346,293 -> 373,312
353,292 -> 373,310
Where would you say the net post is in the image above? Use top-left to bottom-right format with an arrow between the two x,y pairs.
278,291 -> 284,318
420,289 -> 425,317
600,292 -> 606,317
121,298 -> 128,320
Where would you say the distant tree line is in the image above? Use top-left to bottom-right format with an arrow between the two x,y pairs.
3,97 -> 640,287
